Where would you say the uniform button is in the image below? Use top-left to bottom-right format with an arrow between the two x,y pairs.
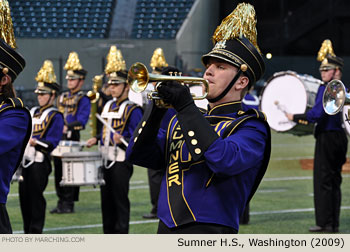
138,128 -> 142,134
134,137 -> 138,142
191,139 -> 198,145
142,121 -> 146,127
188,131 -> 195,137
194,148 -> 201,154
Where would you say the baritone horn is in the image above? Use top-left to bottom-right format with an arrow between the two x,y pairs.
323,79 -> 350,115
127,62 -> 209,107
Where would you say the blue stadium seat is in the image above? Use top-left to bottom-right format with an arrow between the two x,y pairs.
9,0 -> 116,38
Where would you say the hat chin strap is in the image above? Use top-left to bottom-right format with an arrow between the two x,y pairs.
207,69 -> 242,103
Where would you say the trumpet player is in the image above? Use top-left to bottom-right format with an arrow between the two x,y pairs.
126,3 -> 271,234
86,46 -> 143,233
19,61 -> 64,234
286,39 -> 347,233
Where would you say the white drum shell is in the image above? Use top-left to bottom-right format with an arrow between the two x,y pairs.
260,71 -> 322,135
51,140 -> 82,157
60,152 -> 105,186
341,105 -> 350,136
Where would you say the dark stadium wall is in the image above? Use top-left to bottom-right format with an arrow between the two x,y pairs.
15,38 -> 177,90
176,0 -> 220,71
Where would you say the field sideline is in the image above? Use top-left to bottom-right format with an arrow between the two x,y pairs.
6,130 -> 350,234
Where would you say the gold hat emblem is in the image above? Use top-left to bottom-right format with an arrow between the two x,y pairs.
35,60 -> 57,83
105,45 -> 126,74
0,0 -> 16,48
213,40 -> 227,50
211,3 -> 261,54
150,48 -> 168,70
64,51 -> 83,71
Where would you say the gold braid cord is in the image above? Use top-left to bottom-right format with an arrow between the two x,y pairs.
317,39 -> 336,62
64,52 -> 83,71
35,60 -> 57,83
0,0 -> 16,48
212,2 -> 261,54
105,45 -> 126,74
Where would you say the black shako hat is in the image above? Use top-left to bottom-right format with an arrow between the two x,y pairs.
0,0 -> 25,81
64,52 -> 87,80
201,3 -> 265,86
34,60 -> 60,94
104,45 -> 128,85
317,39 -> 344,71
0,39 -> 26,81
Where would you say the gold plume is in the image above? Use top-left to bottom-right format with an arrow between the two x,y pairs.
64,52 -> 83,71
212,3 -> 261,53
35,60 -> 57,83
104,45 -> 126,74
317,39 -> 336,62
0,0 -> 16,48
150,48 -> 168,70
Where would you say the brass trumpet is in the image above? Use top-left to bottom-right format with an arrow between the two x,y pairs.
323,79 -> 350,115
127,62 -> 209,107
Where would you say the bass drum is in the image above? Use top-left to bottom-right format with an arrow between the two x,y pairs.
341,105 -> 350,136
260,71 -> 323,136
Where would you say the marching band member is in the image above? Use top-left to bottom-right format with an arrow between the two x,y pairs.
86,46 -> 143,233
127,3 -> 271,234
286,40 -> 347,233
142,48 -> 177,220
19,60 -> 64,233
0,0 -> 31,233
51,52 -> 91,214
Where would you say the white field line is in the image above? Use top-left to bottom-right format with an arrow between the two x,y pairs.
8,175 -> 350,198
12,207 -> 350,234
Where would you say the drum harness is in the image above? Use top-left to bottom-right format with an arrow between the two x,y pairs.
22,106 -> 57,168
100,99 -> 131,169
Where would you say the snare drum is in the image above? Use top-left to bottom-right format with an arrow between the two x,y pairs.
51,140 -> 82,157
260,71 -> 323,135
60,151 -> 105,186
341,105 -> 350,136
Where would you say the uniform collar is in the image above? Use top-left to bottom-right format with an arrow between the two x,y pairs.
115,97 -> 128,106
70,89 -> 81,96
207,101 -> 242,115
39,104 -> 53,113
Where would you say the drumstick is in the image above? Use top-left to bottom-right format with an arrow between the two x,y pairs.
36,140 -> 49,148
274,101 -> 289,114
95,113 -> 129,147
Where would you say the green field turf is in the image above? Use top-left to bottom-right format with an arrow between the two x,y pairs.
6,129 -> 350,234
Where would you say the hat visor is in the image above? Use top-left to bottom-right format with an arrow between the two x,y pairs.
201,52 -> 241,69
319,64 -> 338,71
66,74 -> 83,80
35,88 -> 54,94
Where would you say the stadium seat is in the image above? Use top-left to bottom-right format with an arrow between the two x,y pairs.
9,0 -> 116,38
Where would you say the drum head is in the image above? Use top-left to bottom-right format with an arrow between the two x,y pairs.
342,105 -> 350,136
261,73 -> 308,132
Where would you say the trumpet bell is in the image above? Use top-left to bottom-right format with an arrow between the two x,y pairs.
323,80 -> 350,115
127,62 -> 149,93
